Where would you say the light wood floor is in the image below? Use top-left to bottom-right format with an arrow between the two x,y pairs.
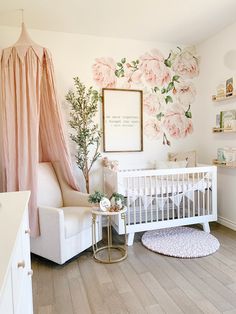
32,223 -> 236,314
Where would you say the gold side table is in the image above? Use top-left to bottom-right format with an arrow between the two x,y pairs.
92,207 -> 127,263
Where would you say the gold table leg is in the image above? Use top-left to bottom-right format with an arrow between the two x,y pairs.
92,210 -> 128,264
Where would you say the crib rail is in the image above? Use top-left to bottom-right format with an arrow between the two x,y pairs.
104,165 -> 217,235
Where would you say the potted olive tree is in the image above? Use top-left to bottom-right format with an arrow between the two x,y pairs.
66,77 -> 102,192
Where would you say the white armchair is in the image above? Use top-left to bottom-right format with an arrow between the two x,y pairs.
30,162 -> 102,264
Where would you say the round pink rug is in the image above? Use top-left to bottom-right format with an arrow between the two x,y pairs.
141,227 -> 220,258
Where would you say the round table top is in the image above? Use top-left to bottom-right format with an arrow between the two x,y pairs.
92,207 -> 127,216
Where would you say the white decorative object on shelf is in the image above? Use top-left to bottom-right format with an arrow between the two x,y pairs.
99,197 -> 111,211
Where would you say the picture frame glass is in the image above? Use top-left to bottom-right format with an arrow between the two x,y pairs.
102,88 -> 143,152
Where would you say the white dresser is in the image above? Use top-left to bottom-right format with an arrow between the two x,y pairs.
0,191 -> 33,314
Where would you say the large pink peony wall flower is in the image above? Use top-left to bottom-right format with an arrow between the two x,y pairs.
174,81 -> 196,109
140,49 -> 171,87
144,118 -> 162,139
172,48 -> 199,79
123,66 -> 142,88
143,92 -> 165,116
92,57 -> 117,88
163,104 -> 193,139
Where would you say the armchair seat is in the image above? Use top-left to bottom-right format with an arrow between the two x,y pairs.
62,206 -> 92,238
30,162 -> 102,264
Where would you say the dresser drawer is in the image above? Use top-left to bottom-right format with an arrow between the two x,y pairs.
0,272 -> 14,314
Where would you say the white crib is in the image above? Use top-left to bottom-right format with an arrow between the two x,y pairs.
104,165 -> 217,246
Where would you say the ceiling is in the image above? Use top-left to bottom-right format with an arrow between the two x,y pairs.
0,0 -> 236,44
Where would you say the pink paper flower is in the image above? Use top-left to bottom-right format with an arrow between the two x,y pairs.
163,104 -> 193,139
175,81 -> 196,109
144,118 -> 162,139
172,48 -> 199,79
123,67 -> 142,88
143,93 -> 164,116
140,49 -> 171,87
92,57 -> 117,88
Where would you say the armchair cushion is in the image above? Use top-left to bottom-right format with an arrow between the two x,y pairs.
38,162 -> 63,207
62,206 -> 92,238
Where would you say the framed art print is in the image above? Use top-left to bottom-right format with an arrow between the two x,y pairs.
102,88 -> 143,152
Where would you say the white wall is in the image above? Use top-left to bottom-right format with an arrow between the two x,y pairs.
196,21 -> 236,230
0,25 -> 199,192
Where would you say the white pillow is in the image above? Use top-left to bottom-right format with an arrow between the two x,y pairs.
156,160 -> 188,169
168,151 -> 196,167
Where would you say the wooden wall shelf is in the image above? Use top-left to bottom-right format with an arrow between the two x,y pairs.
212,159 -> 236,168
212,94 -> 236,102
212,127 -> 236,133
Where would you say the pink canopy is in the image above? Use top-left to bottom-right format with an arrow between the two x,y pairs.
0,23 -> 79,237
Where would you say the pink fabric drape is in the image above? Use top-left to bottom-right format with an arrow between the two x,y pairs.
0,26 -> 79,237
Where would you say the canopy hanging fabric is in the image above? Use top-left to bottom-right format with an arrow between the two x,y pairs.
0,23 -> 79,237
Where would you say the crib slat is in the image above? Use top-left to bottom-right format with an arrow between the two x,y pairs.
177,173 -> 180,219
138,176 -> 141,225
127,177 -> 130,225
150,176 -> 153,223
203,173 -> 205,216
192,172 -> 194,218
144,176 -> 147,223
207,172 -> 210,215
197,172 -> 200,217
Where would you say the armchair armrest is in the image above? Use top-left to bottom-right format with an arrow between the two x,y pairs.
38,205 -> 64,237
62,190 -> 92,207
31,205 -> 65,263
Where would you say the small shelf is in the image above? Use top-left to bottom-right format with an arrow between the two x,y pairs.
212,127 -> 236,133
212,159 -> 236,168
212,94 -> 236,102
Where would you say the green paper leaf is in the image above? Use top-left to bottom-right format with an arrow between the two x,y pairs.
164,59 -> 171,67
161,88 -> 166,94
165,95 -> 173,104
166,81 -> 174,92
185,111 -> 192,118
153,86 -> 159,93
173,75 -> 180,82
115,70 -> 119,77
117,62 -> 122,67
156,112 -> 164,121
121,58 -> 126,64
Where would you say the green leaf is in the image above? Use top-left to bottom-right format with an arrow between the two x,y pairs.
164,59 -> 171,67
120,69 -> 124,77
185,111 -> 192,118
165,95 -> 173,104
154,86 -> 159,93
136,59 -> 139,64
156,112 -> 164,120
121,58 -> 126,64
161,88 -> 166,94
166,81 -> 174,92
173,75 -> 180,82
115,70 -> 119,77
117,62 -> 122,67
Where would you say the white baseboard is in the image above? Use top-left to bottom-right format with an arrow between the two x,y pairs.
218,216 -> 236,231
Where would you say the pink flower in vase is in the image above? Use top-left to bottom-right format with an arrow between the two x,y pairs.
92,57 -> 117,88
